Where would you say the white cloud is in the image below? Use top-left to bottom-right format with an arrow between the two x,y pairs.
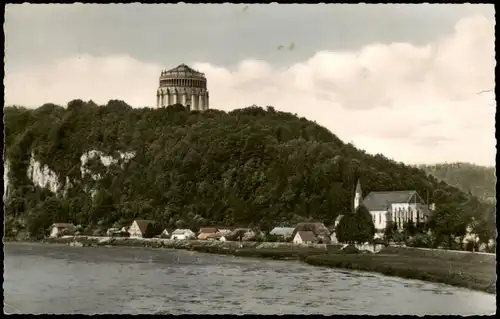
4,15 -> 495,166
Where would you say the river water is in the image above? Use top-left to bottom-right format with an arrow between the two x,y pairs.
3,243 -> 496,315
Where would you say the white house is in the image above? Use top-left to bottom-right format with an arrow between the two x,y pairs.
269,227 -> 295,239
293,223 -> 330,241
171,229 -> 195,240
49,223 -> 76,238
128,220 -> 157,238
293,231 -> 317,245
361,189 -> 433,232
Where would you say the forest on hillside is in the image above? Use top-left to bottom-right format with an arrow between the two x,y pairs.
418,163 -> 496,203
3,100 -> 496,244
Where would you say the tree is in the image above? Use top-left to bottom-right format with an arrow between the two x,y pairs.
403,220 -> 417,238
384,221 -> 397,243
353,204 -> 375,244
431,204 -> 468,249
335,214 -> 357,244
336,205 -> 375,245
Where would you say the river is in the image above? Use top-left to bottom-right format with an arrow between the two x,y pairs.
3,243 -> 496,315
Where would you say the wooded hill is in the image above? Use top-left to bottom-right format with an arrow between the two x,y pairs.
418,163 -> 496,204
3,100 -> 495,241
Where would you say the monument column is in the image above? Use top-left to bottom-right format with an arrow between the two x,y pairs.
191,94 -> 197,110
198,94 -> 204,111
182,92 -> 187,106
173,90 -> 178,104
156,91 -> 160,108
165,91 -> 170,107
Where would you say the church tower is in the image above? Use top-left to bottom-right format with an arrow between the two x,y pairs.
353,179 -> 362,212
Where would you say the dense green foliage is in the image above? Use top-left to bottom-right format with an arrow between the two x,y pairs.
3,100 -> 495,243
418,163 -> 496,203
335,205 -> 375,244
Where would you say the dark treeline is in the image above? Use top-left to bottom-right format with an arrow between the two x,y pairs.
3,100 -> 496,245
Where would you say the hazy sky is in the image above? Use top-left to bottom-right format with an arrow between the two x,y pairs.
4,4 -> 496,166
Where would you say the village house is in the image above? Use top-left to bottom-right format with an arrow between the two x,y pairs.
215,228 -> 232,235
128,220 -> 158,238
206,228 -> 232,241
49,223 -> 76,238
206,233 -> 223,241
171,229 -> 196,240
293,231 -> 317,245
269,227 -> 295,240
158,229 -> 171,239
197,227 -> 218,240
292,222 -> 330,243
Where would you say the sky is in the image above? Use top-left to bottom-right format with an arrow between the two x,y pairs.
4,4 -> 496,166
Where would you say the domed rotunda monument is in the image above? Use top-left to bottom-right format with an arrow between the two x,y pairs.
156,64 -> 209,111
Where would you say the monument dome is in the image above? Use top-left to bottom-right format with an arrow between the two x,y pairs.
156,64 -> 209,111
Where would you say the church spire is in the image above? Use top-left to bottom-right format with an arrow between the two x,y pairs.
353,178 -> 362,212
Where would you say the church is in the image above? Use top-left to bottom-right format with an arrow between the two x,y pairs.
354,180 -> 434,233
156,64 -> 209,111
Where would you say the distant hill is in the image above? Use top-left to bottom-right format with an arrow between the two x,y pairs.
418,163 -> 496,203
3,100 -> 494,238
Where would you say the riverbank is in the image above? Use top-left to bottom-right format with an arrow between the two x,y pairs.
12,236 -> 496,294
305,247 -> 497,294
34,236 -> 333,260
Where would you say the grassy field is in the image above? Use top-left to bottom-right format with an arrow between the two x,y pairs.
232,247 -> 328,260
304,252 -> 497,294
378,246 -> 496,264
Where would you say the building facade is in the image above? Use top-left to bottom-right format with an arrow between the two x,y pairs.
361,189 -> 434,232
171,229 -> 196,240
128,220 -> 156,238
293,231 -> 317,244
156,64 -> 209,111
49,223 -> 75,238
